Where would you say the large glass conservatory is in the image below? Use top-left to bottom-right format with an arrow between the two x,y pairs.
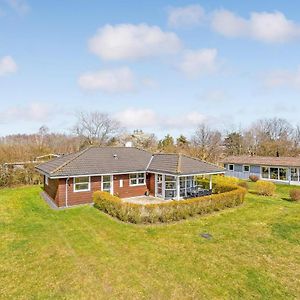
154,173 -> 214,200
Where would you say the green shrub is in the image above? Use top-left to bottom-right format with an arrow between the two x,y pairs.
290,189 -> 300,202
249,175 -> 259,182
213,175 -> 239,186
255,180 -> 276,196
196,175 -> 239,192
93,185 -> 246,224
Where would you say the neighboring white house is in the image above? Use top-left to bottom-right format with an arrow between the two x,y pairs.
222,156 -> 300,185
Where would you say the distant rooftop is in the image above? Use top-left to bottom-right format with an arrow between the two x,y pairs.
222,155 -> 300,168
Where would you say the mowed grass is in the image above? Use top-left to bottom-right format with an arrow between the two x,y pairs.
0,184 -> 300,299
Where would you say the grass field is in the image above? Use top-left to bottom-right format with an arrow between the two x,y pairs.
0,183 -> 300,299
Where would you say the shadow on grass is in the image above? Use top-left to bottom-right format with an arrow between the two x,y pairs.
248,190 -> 258,195
281,197 -> 299,203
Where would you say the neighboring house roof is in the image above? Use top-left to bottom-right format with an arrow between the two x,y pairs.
36,146 -> 224,178
222,155 -> 300,168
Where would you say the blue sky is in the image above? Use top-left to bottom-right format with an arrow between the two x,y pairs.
0,0 -> 300,138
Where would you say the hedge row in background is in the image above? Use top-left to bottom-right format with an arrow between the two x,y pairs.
93,184 -> 246,224
0,165 -> 42,188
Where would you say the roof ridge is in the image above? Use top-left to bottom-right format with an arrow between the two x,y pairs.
146,155 -> 154,170
224,155 -> 300,159
177,153 -> 182,173
50,147 -> 92,175
153,153 -> 178,156
94,145 -> 153,155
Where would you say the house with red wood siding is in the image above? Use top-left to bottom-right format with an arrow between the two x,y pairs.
35,146 -> 224,207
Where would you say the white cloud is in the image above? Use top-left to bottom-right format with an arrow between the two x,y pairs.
211,10 -> 248,38
264,67 -> 300,89
167,4 -> 205,28
178,48 -> 218,78
78,67 -> 135,93
115,108 -> 158,128
5,0 -> 30,15
164,111 -> 207,128
0,56 -> 17,76
1,102 -> 53,122
88,23 -> 182,61
211,10 -> 300,43
115,108 -> 207,129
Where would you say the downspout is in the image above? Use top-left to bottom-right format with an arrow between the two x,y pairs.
65,177 -> 70,207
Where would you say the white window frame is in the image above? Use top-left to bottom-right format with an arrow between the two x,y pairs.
101,175 -> 113,194
129,173 -> 146,186
73,176 -> 91,192
261,166 -> 288,181
291,168 -> 299,182
243,165 -> 250,172
228,164 -> 234,171
261,166 -> 270,179
45,176 -> 49,185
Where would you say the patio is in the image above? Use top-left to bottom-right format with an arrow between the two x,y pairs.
122,196 -> 173,205
122,186 -> 213,205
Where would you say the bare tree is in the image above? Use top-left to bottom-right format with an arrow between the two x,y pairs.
190,124 -> 222,162
73,111 -> 121,146
249,118 -> 294,156
36,125 -> 49,150
291,125 -> 300,155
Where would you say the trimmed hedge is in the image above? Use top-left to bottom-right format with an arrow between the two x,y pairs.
93,184 -> 246,224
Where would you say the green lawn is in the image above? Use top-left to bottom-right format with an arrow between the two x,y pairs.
0,184 -> 300,299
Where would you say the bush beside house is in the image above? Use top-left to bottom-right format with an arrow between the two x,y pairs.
255,180 -> 276,196
290,189 -> 300,202
249,175 -> 259,182
93,184 -> 246,224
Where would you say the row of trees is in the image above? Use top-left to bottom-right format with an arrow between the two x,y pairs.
1,112 -> 300,167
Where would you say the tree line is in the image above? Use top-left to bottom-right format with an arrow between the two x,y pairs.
1,111 -> 300,187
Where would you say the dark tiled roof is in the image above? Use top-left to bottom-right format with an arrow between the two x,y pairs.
36,147 -> 152,177
36,147 -> 224,177
222,155 -> 300,168
147,154 -> 179,174
148,153 -> 224,175
180,155 -> 223,175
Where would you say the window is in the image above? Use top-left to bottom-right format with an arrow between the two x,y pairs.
102,175 -> 112,192
45,176 -> 49,185
279,168 -> 287,181
270,168 -> 279,180
291,168 -> 299,182
165,175 -> 177,199
262,167 -> 269,179
74,176 -> 90,192
243,165 -> 250,172
228,164 -> 234,171
129,173 -> 145,186
180,176 -> 195,197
